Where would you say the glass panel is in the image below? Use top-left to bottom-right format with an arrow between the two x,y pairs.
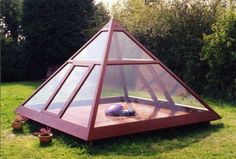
101,66 -> 124,98
127,65 -> 167,100
95,64 -> 208,128
142,65 -> 168,101
108,32 -> 153,60
101,65 -> 164,100
24,64 -> 71,111
62,66 -> 101,127
73,32 -> 108,61
152,64 -> 208,109
46,66 -> 88,114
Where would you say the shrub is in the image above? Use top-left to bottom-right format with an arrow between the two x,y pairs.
1,36 -> 28,81
201,9 -> 236,98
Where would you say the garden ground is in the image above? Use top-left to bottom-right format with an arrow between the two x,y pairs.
1,81 -> 236,159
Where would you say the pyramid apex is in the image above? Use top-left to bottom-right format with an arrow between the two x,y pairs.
101,18 -> 124,31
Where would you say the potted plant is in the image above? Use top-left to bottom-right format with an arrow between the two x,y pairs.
38,127 -> 53,144
12,114 -> 27,130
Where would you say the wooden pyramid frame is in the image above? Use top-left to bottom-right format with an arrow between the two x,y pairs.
15,19 -> 221,141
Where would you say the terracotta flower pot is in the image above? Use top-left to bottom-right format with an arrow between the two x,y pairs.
39,134 -> 53,143
12,121 -> 24,130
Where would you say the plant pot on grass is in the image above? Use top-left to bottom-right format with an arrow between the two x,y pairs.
38,127 -> 53,144
12,115 -> 27,130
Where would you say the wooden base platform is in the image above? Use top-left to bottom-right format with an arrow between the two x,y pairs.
59,102 -> 207,128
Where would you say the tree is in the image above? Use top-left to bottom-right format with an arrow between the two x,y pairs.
1,34 -> 27,81
112,0 -> 221,93
22,0 -> 94,78
87,2 -> 110,36
0,0 -> 23,43
1,0 -> 27,81
201,9 -> 236,98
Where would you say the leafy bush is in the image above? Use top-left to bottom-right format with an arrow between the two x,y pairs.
1,0 -> 109,81
112,0 -> 220,93
201,9 -> 236,98
1,36 -> 28,81
22,0 -> 95,79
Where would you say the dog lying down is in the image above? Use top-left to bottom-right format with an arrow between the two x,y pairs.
105,104 -> 136,117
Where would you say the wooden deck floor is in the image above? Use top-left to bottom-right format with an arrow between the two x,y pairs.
60,102 -> 194,127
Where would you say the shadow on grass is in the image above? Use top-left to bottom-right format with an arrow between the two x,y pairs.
25,120 -> 224,157
12,128 -> 25,135
26,120 -> 43,132
11,124 -> 34,136
25,121 -> 54,148
39,141 -> 53,148
86,122 -> 224,157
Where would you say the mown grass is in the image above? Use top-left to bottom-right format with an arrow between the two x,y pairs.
1,81 -> 236,159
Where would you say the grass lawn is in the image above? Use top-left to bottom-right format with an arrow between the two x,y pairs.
1,81 -> 236,159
